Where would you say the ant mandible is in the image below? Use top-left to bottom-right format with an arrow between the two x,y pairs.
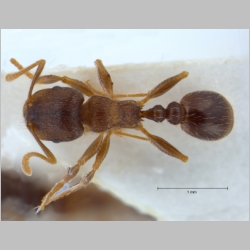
6,58 -> 234,212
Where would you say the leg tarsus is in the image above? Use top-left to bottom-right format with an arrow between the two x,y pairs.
39,169 -> 96,209
37,131 -> 111,211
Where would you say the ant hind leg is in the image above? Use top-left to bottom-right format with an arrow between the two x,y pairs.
138,71 -> 189,105
137,123 -> 188,162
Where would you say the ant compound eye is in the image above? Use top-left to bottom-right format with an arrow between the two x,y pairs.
180,91 -> 234,141
52,139 -> 61,143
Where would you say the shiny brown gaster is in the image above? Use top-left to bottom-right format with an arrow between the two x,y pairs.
6,59 -> 234,212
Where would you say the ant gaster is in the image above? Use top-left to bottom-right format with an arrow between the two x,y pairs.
6,58 -> 234,212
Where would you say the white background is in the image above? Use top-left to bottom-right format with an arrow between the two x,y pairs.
1,29 -> 248,70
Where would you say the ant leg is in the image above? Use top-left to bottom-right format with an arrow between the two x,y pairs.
95,59 -> 148,99
137,123 -> 188,162
138,71 -> 189,105
7,58 -> 97,97
36,131 -> 109,212
85,80 -> 111,97
41,169 -> 96,210
8,58 -> 146,99
95,59 -> 113,98
86,82 -> 147,99
40,131 -> 112,209
113,93 -> 147,98
113,130 -> 149,141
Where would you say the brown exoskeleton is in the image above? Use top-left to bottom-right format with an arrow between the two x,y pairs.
6,58 -> 234,213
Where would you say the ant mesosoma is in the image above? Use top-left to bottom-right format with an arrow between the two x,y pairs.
6,58 -> 234,212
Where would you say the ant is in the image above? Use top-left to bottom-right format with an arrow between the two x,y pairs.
6,58 -> 234,213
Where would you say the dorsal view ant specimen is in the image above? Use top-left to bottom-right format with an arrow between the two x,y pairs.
6,58 -> 234,213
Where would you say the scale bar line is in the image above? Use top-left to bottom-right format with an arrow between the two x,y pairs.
157,187 -> 228,190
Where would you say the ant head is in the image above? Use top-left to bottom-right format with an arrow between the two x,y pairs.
24,87 -> 84,142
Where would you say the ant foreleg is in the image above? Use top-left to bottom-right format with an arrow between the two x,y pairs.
42,131 -> 112,209
37,131 -> 111,212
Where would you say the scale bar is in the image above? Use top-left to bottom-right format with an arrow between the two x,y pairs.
157,187 -> 228,190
